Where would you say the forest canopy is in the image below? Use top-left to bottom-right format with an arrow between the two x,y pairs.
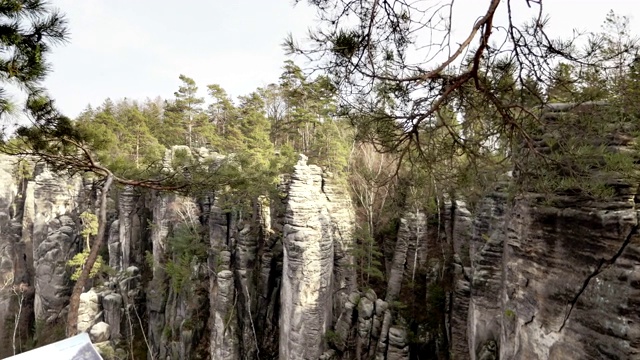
0,1 -> 635,204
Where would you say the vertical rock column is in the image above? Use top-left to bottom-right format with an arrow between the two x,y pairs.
280,155 -> 334,359
373,212 -> 418,360
467,191 -> 506,360
234,217 -> 259,359
0,154 -> 18,355
32,165 -> 83,322
146,191 -> 172,358
322,171 -> 357,320
209,196 -> 240,359
117,185 -> 136,271
256,181 -> 288,357
445,199 -> 473,360
210,267 -> 240,360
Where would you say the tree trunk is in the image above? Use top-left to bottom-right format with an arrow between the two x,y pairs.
66,173 -> 114,337
135,126 -> 140,169
188,116 -> 193,148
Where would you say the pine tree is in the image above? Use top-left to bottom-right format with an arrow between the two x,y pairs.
546,63 -> 577,103
120,105 -> 164,168
176,75 -> 204,147
0,0 -> 68,122
207,84 -> 236,138
258,83 -> 286,146
161,75 -> 207,147
275,61 -> 345,168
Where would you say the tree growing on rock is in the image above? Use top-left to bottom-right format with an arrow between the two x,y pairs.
66,211 -> 105,281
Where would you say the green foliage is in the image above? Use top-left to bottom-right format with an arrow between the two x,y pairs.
261,61 -> 351,173
75,99 -> 166,175
144,250 -> 155,269
389,300 -> 408,314
324,329 -> 340,346
65,210 -> 106,281
162,326 -> 172,339
546,63 -> 576,102
181,318 -> 194,331
0,0 -> 68,122
160,75 -> 214,148
504,309 -> 516,319
11,158 -> 33,181
95,342 -> 117,360
427,283 -> 446,310
507,13 -> 640,201
164,223 -> 207,292
79,211 -> 98,242
309,119 -> 352,174
518,105 -> 639,200
287,4 -> 640,217
3,60 -> 348,216
67,250 -> 105,281
23,319 -> 66,351
351,225 -> 384,287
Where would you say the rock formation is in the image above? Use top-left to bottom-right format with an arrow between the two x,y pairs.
445,103 -> 640,360
0,154 -> 20,357
0,103 -> 638,360
280,154 -> 356,359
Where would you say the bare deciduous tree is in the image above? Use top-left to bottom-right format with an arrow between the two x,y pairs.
286,0 -> 638,190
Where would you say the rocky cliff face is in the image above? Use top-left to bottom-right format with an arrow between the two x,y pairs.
0,155 -> 21,357
501,192 -> 639,359
0,109 -> 638,360
444,103 -> 640,360
0,156 -> 89,357
0,151 -> 446,360
280,157 -> 335,359
444,178 -> 640,360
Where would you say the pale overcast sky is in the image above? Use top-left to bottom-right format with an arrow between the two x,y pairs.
39,0 -> 639,119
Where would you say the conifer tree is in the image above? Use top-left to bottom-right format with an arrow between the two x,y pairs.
160,75 -> 209,147
0,0 -> 68,125
207,84 -> 236,137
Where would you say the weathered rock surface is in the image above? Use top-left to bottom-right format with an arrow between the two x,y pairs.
323,171 -> 357,320
3,129 -> 638,360
467,191 -> 507,360
210,269 -> 239,360
452,103 -> 640,360
0,150 -> 357,359
146,191 -> 172,358
445,200 -> 473,360
0,155 -> 20,355
446,183 -> 640,360
77,289 -> 100,333
89,321 -> 111,342
280,154 -> 336,359
117,185 -> 135,271
32,164 -> 84,322
255,192 -> 285,357
101,292 -> 122,341
497,192 -> 640,359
